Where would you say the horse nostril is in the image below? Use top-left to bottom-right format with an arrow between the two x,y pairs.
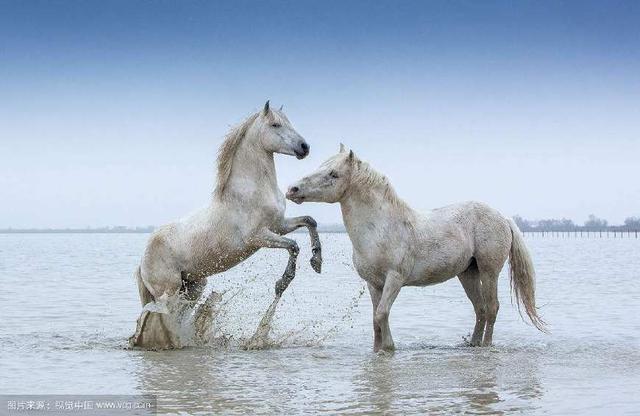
300,142 -> 309,152
290,186 -> 299,194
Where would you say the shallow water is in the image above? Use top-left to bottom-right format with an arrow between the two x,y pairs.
1,233 -> 639,414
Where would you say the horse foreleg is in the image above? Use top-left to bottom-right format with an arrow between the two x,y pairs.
252,230 -> 300,296
367,283 -> 383,352
375,271 -> 404,352
278,216 -> 322,273
275,250 -> 299,296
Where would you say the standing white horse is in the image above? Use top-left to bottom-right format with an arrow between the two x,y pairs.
129,101 -> 322,350
286,144 -> 545,352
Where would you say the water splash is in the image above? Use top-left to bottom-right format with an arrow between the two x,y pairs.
128,244 -> 367,351
171,277 -> 368,351
313,283 -> 367,345
192,290 -> 224,346
242,295 -> 281,350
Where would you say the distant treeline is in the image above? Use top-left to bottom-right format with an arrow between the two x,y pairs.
2,216 -> 639,234
513,215 -> 640,232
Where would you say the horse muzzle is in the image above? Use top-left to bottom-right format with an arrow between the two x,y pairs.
294,142 -> 310,159
286,186 -> 305,204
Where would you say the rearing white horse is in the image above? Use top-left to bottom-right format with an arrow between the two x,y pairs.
129,102 -> 322,349
287,144 -> 545,352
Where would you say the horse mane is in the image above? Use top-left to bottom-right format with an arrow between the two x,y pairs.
214,112 -> 259,197
350,156 -> 409,210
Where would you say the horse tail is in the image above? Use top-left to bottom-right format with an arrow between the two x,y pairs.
507,219 -> 547,332
135,266 -> 154,306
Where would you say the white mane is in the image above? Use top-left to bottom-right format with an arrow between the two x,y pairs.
214,113 -> 259,197
350,156 -> 409,210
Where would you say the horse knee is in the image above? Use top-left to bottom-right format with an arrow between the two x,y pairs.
475,306 -> 487,323
304,216 -> 317,228
486,301 -> 499,322
288,241 -> 300,256
374,311 -> 388,327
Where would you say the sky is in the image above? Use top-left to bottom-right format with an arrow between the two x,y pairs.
1,0 -> 639,228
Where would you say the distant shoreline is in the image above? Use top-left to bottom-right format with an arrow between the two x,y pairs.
0,227 -> 348,234
0,223 -> 640,236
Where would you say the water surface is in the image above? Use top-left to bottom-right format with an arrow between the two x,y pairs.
1,234 -> 639,414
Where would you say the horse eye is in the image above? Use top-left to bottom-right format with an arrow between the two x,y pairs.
329,170 -> 339,179
271,123 -> 282,128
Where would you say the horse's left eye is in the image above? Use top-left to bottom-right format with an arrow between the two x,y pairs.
271,123 -> 282,128
329,170 -> 339,179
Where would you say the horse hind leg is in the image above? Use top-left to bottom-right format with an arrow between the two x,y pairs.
129,267 -> 172,349
129,310 -> 178,350
479,271 -> 499,346
135,266 -> 154,306
193,290 -> 223,345
458,261 -> 486,347
129,267 -> 183,350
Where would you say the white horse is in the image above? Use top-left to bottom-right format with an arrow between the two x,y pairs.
286,144 -> 545,352
129,101 -> 322,350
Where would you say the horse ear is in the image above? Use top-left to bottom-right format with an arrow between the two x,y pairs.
263,100 -> 270,115
279,104 -> 283,111
348,150 -> 354,161
339,143 -> 346,153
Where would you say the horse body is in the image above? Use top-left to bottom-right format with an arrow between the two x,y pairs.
287,144 -> 544,352
141,145 -> 286,293
345,200 -> 506,288
130,102 -> 322,350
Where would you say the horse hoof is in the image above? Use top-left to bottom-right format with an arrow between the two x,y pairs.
310,255 -> 322,273
377,346 -> 395,356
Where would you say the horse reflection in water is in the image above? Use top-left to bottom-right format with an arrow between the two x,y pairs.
132,346 -> 543,414
352,347 -> 543,414
129,101 -> 322,350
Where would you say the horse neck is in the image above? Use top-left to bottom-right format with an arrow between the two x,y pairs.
222,133 -> 279,200
340,180 -> 409,240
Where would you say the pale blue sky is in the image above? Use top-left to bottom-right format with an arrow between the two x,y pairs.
1,1 -> 638,227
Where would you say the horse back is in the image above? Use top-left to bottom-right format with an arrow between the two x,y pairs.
407,201 -> 510,283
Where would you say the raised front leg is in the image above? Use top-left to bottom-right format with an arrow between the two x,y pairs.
278,216 -> 322,273
251,230 -> 300,296
375,271 -> 404,352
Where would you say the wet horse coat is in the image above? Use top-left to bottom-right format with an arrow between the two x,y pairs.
129,102 -> 322,349
287,145 -> 545,351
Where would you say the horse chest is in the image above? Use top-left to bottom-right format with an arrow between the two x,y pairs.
264,193 -> 285,217
352,245 -> 394,288
260,193 -> 286,229
240,190 -> 285,231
